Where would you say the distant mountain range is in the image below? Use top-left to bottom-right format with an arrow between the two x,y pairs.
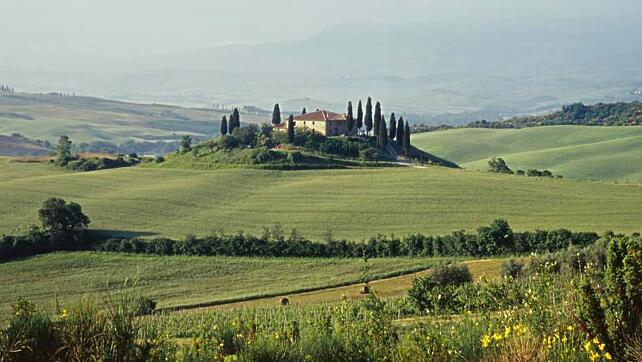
1,18 -> 641,122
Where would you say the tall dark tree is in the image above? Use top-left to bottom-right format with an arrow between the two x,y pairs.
396,117 -> 405,146
229,108 -> 241,133
220,116 -> 228,135
301,107 -> 307,115
356,100 -> 363,133
378,115 -> 388,147
389,113 -> 397,140
287,115 -> 295,144
403,123 -> 411,156
364,97 -> 373,136
272,103 -> 282,126
346,101 -> 354,135
373,101 -> 382,139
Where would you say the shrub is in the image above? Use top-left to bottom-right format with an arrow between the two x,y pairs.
408,264 -> 473,313
134,296 -> 157,316
431,264 -> 473,287
501,259 -> 525,279
359,148 -> 378,161
155,156 -> 165,163
577,235 -> 642,360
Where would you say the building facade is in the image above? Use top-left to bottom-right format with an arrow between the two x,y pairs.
275,110 -> 356,136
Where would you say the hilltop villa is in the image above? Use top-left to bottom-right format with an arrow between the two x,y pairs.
275,110 -> 356,137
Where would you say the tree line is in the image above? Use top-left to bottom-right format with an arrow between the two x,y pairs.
488,157 -> 562,178
94,220 -> 599,258
0,84 -> 15,93
2,199 -> 608,262
411,100 -> 642,134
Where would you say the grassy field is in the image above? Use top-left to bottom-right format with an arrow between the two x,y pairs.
0,92 -> 265,144
188,258 -> 503,313
1,157 -> 641,240
412,125 -> 642,182
0,252 -> 444,316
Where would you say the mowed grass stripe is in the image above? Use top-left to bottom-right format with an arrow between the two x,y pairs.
0,162 -> 641,240
0,252 -> 440,316
412,125 -> 642,182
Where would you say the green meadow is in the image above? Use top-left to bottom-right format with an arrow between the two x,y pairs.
0,252 -> 441,316
412,125 -> 642,182
1,157 -> 640,240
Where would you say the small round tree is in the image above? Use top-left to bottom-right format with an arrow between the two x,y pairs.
38,197 -> 90,236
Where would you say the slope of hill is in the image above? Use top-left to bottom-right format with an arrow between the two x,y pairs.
411,126 -> 642,182
1,157 -> 640,240
0,134 -> 50,156
0,252 -> 439,315
0,92 -> 266,145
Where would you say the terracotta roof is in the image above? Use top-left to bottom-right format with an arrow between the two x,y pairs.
294,110 -> 347,122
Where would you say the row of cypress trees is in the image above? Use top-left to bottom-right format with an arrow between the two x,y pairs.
219,108 -> 241,136
219,100 -> 411,155
356,97 -> 412,155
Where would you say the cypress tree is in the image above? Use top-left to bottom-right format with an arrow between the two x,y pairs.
403,123 -> 411,156
389,113 -> 397,140
287,115 -> 295,144
301,107 -> 307,115
378,115 -> 388,147
346,101 -> 354,135
373,101 -> 382,139
272,103 -> 282,126
364,97 -> 373,136
396,117 -> 405,146
230,108 -> 241,133
220,116 -> 228,135
356,100 -> 363,133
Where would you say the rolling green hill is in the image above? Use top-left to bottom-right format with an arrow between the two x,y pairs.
0,92 -> 265,145
1,157 -> 640,240
412,125 -> 642,182
0,252 -> 441,315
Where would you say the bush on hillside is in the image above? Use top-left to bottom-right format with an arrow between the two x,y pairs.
408,264 -> 472,312
501,259 -> 525,279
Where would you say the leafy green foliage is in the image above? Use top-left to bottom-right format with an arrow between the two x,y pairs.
578,235 -> 642,360
180,135 -> 192,153
38,197 -> 90,235
488,157 -> 513,174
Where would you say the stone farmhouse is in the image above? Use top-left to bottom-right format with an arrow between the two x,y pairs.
275,110 -> 356,137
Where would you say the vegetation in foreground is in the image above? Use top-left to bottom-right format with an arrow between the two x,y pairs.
412,125 -> 642,182
2,235 -> 639,361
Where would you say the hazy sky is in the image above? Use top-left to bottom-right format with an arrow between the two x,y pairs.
1,0 -> 640,70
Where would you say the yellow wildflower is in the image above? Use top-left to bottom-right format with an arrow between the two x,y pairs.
481,335 -> 491,348
504,326 -> 511,338
60,309 -> 68,320
566,325 -> 574,331
604,352 -> 612,360
598,343 -> 605,351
